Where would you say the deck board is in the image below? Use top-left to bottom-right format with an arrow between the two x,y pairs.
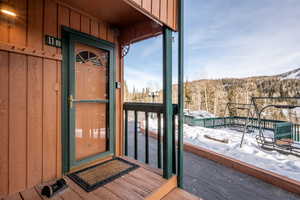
20,188 -> 42,200
2,193 -> 22,200
64,177 -> 99,200
93,186 -> 122,200
2,157 -> 195,200
162,188 -> 201,200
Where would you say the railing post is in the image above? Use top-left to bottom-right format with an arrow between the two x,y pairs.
163,26 -> 173,179
134,111 -> 138,160
145,112 -> 149,164
157,113 -> 162,168
177,0 -> 184,188
172,114 -> 176,174
124,110 -> 128,156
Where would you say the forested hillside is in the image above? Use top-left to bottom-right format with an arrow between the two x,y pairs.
125,68 -> 300,122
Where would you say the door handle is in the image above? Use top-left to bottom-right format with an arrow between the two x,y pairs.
69,95 -> 74,109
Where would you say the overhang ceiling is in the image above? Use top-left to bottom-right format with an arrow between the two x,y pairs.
60,0 -> 155,28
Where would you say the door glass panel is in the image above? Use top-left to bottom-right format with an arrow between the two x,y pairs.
75,43 -> 108,100
74,42 -> 109,161
75,103 -> 107,161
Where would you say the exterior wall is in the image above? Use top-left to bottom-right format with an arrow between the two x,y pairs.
126,0 -> 178,30
0,0 -> 122,195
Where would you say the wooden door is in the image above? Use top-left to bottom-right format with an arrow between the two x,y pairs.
67,31 -> 115,169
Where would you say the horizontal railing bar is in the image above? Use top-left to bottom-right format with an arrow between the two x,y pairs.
252,96 -> 300,100
73,99 -> 109,103
185,115 -> 300,141
124,102 -> 178,114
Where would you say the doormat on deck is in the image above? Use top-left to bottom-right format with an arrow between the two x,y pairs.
67,158 -> 139,192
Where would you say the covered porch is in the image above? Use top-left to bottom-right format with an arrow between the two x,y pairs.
0,0 -> 190,199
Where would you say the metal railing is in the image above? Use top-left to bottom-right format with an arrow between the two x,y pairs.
123,102 -> 180,179
184,115 -> 300,141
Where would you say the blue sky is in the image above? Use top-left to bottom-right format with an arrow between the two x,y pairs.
124,0 -> 300,91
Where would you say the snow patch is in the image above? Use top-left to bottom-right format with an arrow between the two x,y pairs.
144,118 -> 300,182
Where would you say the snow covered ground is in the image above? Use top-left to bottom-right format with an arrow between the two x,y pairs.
142,118 -> 300,182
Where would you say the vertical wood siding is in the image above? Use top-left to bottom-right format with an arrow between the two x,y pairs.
9,53 -> 27,194
0,51 -> 9,195
127,0 -> 178,30
0,0 -> 121,195
27,56 -> 43,188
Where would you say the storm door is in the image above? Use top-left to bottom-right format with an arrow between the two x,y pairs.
67,32 -> 115,168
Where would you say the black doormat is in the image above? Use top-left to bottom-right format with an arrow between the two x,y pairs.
67,157 -> 139,192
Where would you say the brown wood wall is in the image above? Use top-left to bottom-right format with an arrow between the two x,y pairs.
128,0 -> 178,30
0,0 -> 122,195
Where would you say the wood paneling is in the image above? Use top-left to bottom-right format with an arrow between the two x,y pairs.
27,56 -> 43,188
173,0 -> 178,29
44,0 -> 58,53
9,0 -> 27,46
90,20 -> 99,37
9,53 -> 27,193
132,0 -> 142,6
0,51 -> 9,195
42,59 -> 58,182
56,62 -> 62,178
0,0 -> 133,196
142,0 -> 152,13
80,15 -> 90,34
160,0 -> 167,23
126,0 -> 178,30
151,0 -> 160,18
0,14 -> 9,43
58,5 -> 70,28
27,0 -> 43,49
70,11 -> 81,31
99,21 -> 108,41
167,0 -> 174,27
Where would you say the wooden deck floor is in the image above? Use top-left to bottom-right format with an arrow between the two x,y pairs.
163,188 -> 201,200
1,157 -> 199,200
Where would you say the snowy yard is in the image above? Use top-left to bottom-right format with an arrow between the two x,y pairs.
142,118 -> 300,182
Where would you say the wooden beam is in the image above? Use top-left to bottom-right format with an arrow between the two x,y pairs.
0,41 -> 62,61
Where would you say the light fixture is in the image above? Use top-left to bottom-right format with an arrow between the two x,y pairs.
1,8 -> 16,17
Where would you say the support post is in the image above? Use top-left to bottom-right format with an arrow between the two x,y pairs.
163,26 -> 173,179
177,0 -> 184,188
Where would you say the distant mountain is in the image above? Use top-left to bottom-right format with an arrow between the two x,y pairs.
126,67 -> 300,122
171,67 -> 300,122
277,67 -> 300,80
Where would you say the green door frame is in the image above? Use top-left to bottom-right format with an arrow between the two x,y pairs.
61,26 -> 116,173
